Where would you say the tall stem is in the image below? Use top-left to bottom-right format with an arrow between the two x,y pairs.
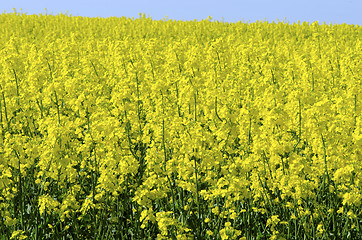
162,119 -> 177,219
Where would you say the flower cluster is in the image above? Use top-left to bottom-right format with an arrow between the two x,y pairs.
0,11 -> 360,239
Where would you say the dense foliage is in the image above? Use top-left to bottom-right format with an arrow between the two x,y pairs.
0,12 -> 361,239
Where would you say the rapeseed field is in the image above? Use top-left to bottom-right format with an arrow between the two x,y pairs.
0,12 -> 361,239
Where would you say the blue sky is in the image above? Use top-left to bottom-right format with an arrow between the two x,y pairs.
2,0 -> 361,25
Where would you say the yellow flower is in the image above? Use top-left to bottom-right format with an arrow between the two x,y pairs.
206,230 -> 213,236
230,211 -> 237,219
10,230 -> 27,240
219,228 -> 228,240
317,222 -> 325,236
0,12 -> 360,240
337,207 -> 344,214
347,210 -> 356,219
285,202 -> 293,208
212,206 -> 220,215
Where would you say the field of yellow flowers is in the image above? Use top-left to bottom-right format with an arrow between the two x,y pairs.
0,12 -> 361,239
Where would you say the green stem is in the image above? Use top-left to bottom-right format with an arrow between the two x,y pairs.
162,119 -> 177,216
12,69 -> 20,106
90,60 -> 99,78
46,59 -> 53,80
135,72 -> 142,135
2,92 -> 8,126
321,133 -> 329,186
175,82 -> 182,117
193,154 -> 202,237
215,97 -> 223,122
14,150 -> 24,229
194,92 -> 197,122
54,90 -> 61,125
293,97 -> 302,152
0,96 -> 2,129
36,98 -> 44,118
248,117 -> 252,146
354,94 -> 357,128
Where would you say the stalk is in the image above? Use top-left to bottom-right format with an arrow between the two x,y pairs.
162,119 -> 177,216
193,153 -> 202,237
215,97 -> 223,122
13,150 -> 24,230
354,94 -> 357,128
54,90 -> 61,125
90,60 -> 99,79
293,97 -> 302,153
298,98 -> 302,145
175,81 -> 182,117
321,133 -> 329,187
46,59 -> 53,80
135,72 -> 142,135
12,69 -> 20,106
194,92 -> 197,122
36,99 -> 44,118
2,92 -> 8,126
248,117 -> 252,153
0,96 -> 2,129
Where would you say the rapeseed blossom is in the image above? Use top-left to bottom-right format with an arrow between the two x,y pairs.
0,12 -> 360,239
